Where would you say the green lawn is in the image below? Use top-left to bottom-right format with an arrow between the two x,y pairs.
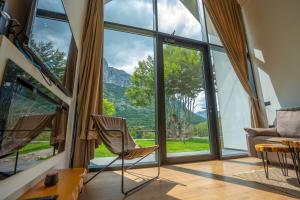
14,138 -> 210,158
94,138 -> 210,157
19,142 -> 51,155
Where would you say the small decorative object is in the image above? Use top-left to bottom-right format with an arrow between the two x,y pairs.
44,171 -> 59,187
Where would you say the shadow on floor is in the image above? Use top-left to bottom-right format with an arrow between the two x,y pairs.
223,159 -> 262,166
164,165 -> 298,199
80,169 -> 182,200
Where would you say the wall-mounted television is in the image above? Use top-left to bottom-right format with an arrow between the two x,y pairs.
0,60 -> 68,179
23,0 -> 78,96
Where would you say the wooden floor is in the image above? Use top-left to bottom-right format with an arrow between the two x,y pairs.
79,157 -> 298,200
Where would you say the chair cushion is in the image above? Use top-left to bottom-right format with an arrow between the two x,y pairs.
253,136 -> 296,145
120,145 -> 159,160
277,110 -> 300,138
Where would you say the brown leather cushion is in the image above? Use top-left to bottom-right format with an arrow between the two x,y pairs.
277,110 -> 300,138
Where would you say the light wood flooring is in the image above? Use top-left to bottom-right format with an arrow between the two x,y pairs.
79,157 -> 298,200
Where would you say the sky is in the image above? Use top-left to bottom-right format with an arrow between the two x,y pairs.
37,0 -> 65,14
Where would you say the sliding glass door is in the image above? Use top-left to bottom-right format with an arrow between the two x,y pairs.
157,36 -> 218,164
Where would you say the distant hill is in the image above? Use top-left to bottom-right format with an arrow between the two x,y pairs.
196,110 -> 208,120
104,83 -> 155,130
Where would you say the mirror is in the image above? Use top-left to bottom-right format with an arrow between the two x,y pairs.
0,60 -> 68,180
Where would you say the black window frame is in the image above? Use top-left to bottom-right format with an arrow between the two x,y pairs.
89,0 -> 257,170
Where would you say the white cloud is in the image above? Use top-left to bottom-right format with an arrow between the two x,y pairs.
32,17 -> 72,55
105,0 -> 154,30
158,0 -> 203,40
194,91 -> 207,112
104,29 -> 154,75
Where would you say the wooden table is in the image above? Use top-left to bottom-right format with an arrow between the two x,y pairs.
282,140 -> 300,183
255,143 -> 289,178
19,168 -> 86,200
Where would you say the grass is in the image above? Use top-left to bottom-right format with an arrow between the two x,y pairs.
18,142 -> 51,155
166,138 -> 210,153
14,131 -> 52,155
94,138 -> 210,157
14,138 -> 210,158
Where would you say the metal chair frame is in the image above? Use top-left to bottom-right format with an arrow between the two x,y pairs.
84,126 -> 160,196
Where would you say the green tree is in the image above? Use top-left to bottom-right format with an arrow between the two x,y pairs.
30,40 -> 67,81
125,45 -> 204,139
103,98 -> 116,116
125,56 -> 155,107
163,45 -> 203,138
192,122 -> 209,137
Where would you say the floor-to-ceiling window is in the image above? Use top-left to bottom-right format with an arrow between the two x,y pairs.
91,0 -> 252,168
211,48 -> 250,157
205,12 -> 251,157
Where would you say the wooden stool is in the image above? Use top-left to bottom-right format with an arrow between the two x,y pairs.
282,140 -> 300,183
255,144 -> 289,179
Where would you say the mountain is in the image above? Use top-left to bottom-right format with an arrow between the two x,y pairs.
104,59 -> 131,87
104,59 -> 155,129
196,110 -> 208,120
104,83 -> 155,130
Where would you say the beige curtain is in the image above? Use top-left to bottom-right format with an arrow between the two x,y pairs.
73,0 -> 104,168
204,0 -> 267,128
51,107 -> 68,153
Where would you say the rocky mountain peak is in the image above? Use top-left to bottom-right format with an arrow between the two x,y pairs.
104,59 -> 131,88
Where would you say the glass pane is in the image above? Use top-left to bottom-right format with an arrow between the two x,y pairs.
91,30 -> 156,167
104,0 -> 154,30
29,17 -> 72,81
37,0 -> 66,14
211,50 -> 250,156
158,0 -> 206,41
205,9 -> 222,46
163,43 -> 210,157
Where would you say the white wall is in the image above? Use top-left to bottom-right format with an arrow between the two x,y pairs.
0,0 -> 87,199
241,0 -> 300,125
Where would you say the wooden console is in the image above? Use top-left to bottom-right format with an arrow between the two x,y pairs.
19,168 -> 86,200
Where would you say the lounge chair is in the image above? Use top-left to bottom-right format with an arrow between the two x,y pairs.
84,115 -> 160,196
